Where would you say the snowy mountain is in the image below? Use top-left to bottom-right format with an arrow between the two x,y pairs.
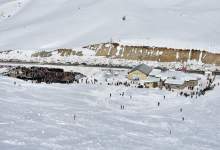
0,0 -> 220,52
1,1 -> 220,149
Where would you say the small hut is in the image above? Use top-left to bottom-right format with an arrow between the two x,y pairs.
144,76 -> 161,88
184,77 -> 199,89
165,79 -> 185,90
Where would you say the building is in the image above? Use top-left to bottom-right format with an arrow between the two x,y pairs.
183,77 -> 199,89
144,76 -> 161,88
128,64 -> 153,80
165,79 -> 185,90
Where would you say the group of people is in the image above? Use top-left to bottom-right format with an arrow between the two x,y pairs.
109,91 -> 134,111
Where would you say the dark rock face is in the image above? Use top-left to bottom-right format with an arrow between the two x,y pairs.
6,66 -> 85,84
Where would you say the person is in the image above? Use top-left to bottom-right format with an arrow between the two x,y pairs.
158,102 -> 160,107
164,95 -> 165,99
169,130 -> 172,135
180,108 -> 183,112
182,117 -> 185,121
122,16 -> 126,21
110,93 -> 112,98
130,95 -> 132,99
73,115 -> 76,120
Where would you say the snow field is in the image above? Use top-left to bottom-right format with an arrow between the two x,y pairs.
0,75 -> 220,150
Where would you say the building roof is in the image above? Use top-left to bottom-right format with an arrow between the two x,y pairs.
129,64 -> 153,75
149,69 -> 161,76
165,79 -> 185,85
183,76 -> 198,81
144,76 -> 161,83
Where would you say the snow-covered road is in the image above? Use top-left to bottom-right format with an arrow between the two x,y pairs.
0,75 -> 219,150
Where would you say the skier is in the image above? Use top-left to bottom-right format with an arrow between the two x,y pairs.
110,93 -> 112,98
122,16 -> 126,21
73,114 -> 76,120
158,102 -> 160,107
182,117 -> 185,121
180,108 -> 183,112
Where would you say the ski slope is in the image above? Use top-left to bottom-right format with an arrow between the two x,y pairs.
0,0 -> 220,52
0,75 -> 220,149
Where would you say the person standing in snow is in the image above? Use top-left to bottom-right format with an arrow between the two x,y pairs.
158,102 -> 160,107
110,93 -> 112,98
122,16 -> 126,21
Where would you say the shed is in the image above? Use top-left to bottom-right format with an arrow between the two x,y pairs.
183,76 -> 199,89
144,76 -> 161,88
165,79 -> 185,90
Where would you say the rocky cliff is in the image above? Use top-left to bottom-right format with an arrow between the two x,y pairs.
84,43 -> 220,65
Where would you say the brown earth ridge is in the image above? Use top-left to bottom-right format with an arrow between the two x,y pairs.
84,43 -> 220,65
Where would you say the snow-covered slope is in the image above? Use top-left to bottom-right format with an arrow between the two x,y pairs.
0,0 -> 220,52
0,75 -> 220,149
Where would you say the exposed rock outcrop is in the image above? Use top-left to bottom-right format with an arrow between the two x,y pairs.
6,66 -> 85,84
31,49 -> 84,58
84,42 -> 220,65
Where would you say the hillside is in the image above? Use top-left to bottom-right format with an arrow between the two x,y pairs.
85,42 -> 220,65
0,0 -> 220,52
